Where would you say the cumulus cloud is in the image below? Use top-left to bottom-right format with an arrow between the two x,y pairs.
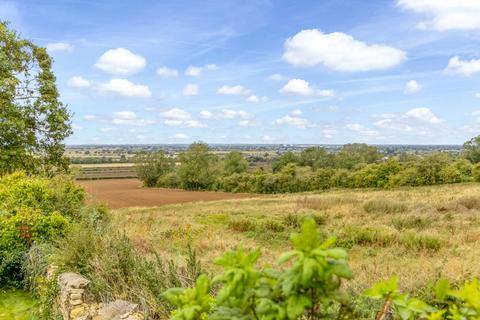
274,110 -> 313,129
246,95 -> 268,103
261,135 -> 274,142
220,109 -> 251,119
161,108 -> 206,128
283,29 -> 406,72
161,108 -> 191,121
97,79 -> 151,97
111,111 -> 155,126
156,66 -> 178,78
346,123 -> 379,136
217,85 -> 250,96
199,110 -> 213,119
95,48 -> 146,75
280,79 -> 335,97
404,80 -> 422,94
444,56 -> 480,76
396,0 -> 480,31
476,93 -> 480,98
182,84 -> 199,96
269,73 -> 288,81
46,42 -> 74,52
173,133 -> 189,140
67,76 -> 91,89
185,64 -> 217,77
374,107 -> 443,133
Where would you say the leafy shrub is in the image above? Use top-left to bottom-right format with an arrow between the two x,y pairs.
134,151 -> 174,187
164,219 -> 355,319
363,198 -> 408,214
0,172 -> 84,288
261,219 -> 285,232
157,172 -> 181,189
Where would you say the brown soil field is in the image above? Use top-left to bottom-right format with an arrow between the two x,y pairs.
78,178 -> 253,209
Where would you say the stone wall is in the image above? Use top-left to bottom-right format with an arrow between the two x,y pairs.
57,272 -> 144,320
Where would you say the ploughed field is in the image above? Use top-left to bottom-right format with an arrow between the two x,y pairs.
78,178 -> 252,208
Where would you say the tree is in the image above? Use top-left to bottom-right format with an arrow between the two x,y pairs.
0,22 -> 72,175
272,152 -> 299,173
223,151 -> 248,175
463,135 -> 480,164
178,143 -> 219,190
335,143 -> 382,169
299,147 -> 334,169
134,151 -> 174,187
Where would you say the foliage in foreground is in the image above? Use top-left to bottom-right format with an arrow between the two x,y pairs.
164,218 -> 480,320
0,172 -> 84,287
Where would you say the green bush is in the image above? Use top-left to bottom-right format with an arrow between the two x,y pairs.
134,151 -> 174,187
157,172 -> 181,188
0,172 -> 85,288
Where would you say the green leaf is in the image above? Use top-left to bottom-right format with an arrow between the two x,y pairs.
434,279 -> 450,301
330,263 -> 353,279
286,295 -> 311,319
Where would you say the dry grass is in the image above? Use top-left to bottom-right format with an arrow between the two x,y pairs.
111,183 -> 480,294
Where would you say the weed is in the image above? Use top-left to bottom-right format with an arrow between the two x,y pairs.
228,218 -> 257,232
363,198 -> 408,214
261,219 -> 285,232
391,216 -> 431,230
282,212 -> 301,228
399,232 -> 442,252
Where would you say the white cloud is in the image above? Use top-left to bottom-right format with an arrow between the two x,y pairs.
97,79 -> 151,97
274,113 -> 313,129
475,93 -> 480,98
283,29 -> 406,72
100,127 -> 113,132
346,123 -> 379,136
238,119 -> 257,127
161,108 -> 191,121
397,0 -> 480,31
444,56 -> 480,76
291,109 -> 302,116
220,109 -> 251,119
269,73 -> 288,81
280,79 -> 335,97
173,133 -> 189,140
261,135 -> 274,142
161,108 -> 206,128
111,111 -> 155,126
67,76 -> 91,89
404,107 -> 443,124
156,67 -> 178,78
185,64 -> 217,77
404,80 -> 422,94
246,95 -> 268,103
374,107 -> 443,133
95,48 -> 146,75
182,84 -> 199,96
46,42 -> 73,52
199,110 -> 213,119
217,85 -> 250,96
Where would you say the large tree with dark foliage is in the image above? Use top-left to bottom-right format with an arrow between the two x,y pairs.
0,21 -> 71,175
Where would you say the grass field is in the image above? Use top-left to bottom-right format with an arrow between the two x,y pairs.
110,182 -> 480,296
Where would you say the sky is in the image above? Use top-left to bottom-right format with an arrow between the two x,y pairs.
2,0 -> 480,145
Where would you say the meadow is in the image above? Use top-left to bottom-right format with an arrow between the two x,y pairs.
111,182 -> 480,296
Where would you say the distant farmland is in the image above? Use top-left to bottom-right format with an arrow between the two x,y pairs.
72,163 -> 137,180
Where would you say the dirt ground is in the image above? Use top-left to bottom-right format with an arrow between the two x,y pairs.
78,178 -> 253,209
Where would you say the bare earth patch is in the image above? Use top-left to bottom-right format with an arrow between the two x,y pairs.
78,178 -> 253,209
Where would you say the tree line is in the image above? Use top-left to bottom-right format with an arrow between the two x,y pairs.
135,136 -> 480,193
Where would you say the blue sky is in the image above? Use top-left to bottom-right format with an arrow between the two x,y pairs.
2,0 -> 480,145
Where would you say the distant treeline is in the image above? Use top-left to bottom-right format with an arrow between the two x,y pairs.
135,136 -> 480,193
